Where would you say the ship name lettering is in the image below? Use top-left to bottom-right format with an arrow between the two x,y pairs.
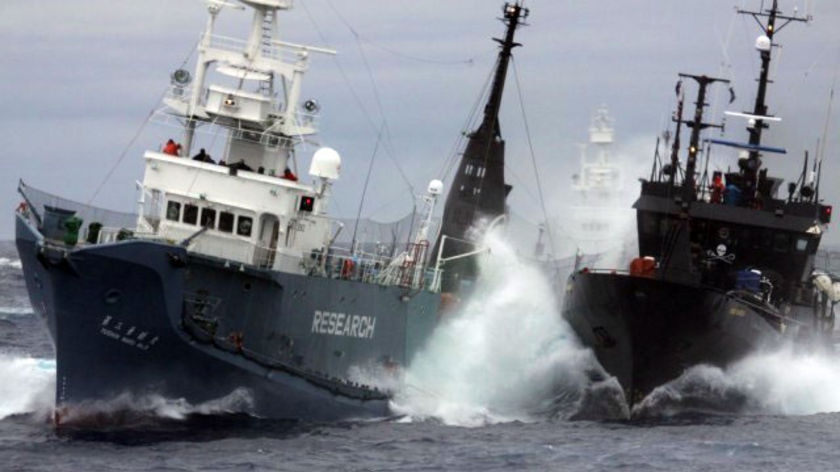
312,310 -> 376,339
100,327 -> 121,340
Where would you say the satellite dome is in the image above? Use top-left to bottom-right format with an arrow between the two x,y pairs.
755,35 -> 771,52
309,147 -> 341,179
427,179 -> 444,195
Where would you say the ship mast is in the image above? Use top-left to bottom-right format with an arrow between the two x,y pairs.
677,74 -> 728,202
432,2 -> 528,293
737,0 -> 809,199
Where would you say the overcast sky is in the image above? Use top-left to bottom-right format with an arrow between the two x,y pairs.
2,0 -> 839,247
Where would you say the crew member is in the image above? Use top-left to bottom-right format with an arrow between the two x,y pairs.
710,172 -> 725,204
192,148 -> 214,163
162,139 -> 181,156
282,167 -> 298,181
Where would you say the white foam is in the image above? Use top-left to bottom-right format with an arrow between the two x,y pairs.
728,347 -> 840,415
391,229 -> 607,426
0,306 -> 34,316
635,345 -> 840,417
0,355 -> 55,421
0,258 -> 22,270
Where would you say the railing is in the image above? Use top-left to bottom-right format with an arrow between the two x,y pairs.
155,86 -> 321,141
94,226 -> 441,292
205,33 -> 309,65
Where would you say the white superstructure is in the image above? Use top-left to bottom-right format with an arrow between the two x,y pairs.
129,0 -> 439,285
568,106 -> 632,257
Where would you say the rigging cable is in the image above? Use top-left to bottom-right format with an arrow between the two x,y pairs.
511,56 -> 560,257
350,123 -> 385,253
316,0 -> 420,197
87,39 -> 199,206
438,62 -> 496,183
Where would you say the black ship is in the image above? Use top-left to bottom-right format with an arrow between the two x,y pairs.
432,3 -> 527,295
562,0 -> 836,406
13,0 -> 526,426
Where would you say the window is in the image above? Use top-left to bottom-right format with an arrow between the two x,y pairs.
200,208 -> 216,229
795,237 -> 809,253
183,204 -> 199,225
166,201 -> 181,221
237,216 -> 253,237
219,212 -> 234,233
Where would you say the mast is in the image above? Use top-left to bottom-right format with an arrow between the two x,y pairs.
676,74 -> 728,202
736,0 -> 809,199
432,2 -> 528,293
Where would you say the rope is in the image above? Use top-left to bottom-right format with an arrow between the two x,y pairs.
322,1 -> 415,193
86,40 -> 198,206
511,57 -> 563,253
438,62 -> 495,183
351,123 -> 384,251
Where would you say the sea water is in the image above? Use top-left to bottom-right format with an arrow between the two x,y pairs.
3,240 -> 840,471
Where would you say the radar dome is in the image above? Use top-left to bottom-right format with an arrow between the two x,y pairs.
755,35 -> 771,52
309,147 -> 341,180
428,179 -> 444,195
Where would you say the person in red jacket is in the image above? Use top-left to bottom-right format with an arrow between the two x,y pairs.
162,139 -> 181,156
282,167 -> 298,181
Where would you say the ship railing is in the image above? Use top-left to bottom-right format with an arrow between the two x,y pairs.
308,245 -> 440,292
95,226 -> 162,245
203,33 -> 310,66
153,89 -> 321,144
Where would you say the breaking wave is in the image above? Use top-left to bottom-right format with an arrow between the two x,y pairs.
391,229 -> 626,426
0,353 -> 255,427
0,306 -> 34,317
634,346 -> 840,418
55,388 -> 255,428
0,258 -> 22,270
0,355 -> 55,421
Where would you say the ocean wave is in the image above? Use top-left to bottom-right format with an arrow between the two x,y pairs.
0,258 -> 22,270
392,229 -> 616,426
55,388 -> 255,428
0,306 -> 34,317
632,345 -> 840,418
0,355 -> 55,421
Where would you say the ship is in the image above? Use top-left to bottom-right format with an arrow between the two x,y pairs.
561,0 -> 838,407
13,0 -> 528,425
567,106 -> 630,258
431,3 -> 528,295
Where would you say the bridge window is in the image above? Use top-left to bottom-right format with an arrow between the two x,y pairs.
183,204 -> 199,225
200,208 -> 216,229
166,201 -> 181,221
237,216 -> 253,237
219,212 -> 234,233
795,237 -> 809,253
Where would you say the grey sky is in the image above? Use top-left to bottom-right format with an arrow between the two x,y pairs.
1,0 -> 838,246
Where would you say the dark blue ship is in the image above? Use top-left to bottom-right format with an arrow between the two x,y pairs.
14,0 -> 530,425
562,1 -> 837,406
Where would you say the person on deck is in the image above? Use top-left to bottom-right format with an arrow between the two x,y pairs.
282,167 -> 298,181
710,172 -> 725,204
162,139 -> 181,156
192,148 -> 214,163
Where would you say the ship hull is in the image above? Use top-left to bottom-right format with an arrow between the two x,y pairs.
15,214 -> 440,423
561,270 -> 789,404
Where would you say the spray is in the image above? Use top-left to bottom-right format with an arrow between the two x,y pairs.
391,229 -> 625,426
634,344 -> 840,418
